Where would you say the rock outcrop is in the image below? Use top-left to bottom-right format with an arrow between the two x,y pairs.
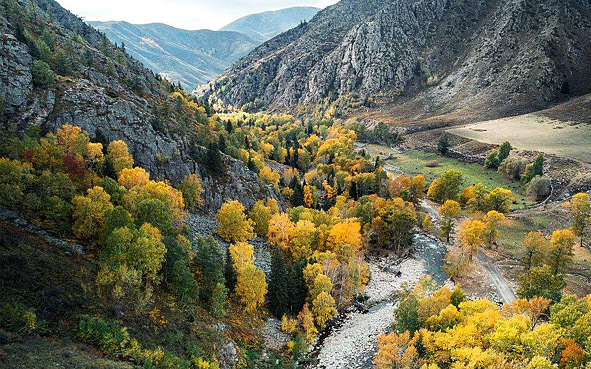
197,0 -> 591,123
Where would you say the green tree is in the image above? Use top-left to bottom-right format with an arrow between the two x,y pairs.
517,265 -> 565,303
427,169 -> 463,203
193,236 -> 225,304
485,150 -> 500,169
437,132 -> 450,156
395,289 -> 420,334
224,248 -> 237,293
32,60 -> 55,87
268,249 -> 290,318
134,198 -> 173,235
206,142 -> 223,175
498,141 -> 512,164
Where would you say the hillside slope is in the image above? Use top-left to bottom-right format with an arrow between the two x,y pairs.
220,6 -> 320,42
197,0 -> 591,124
1,0 -> 278,212
89,21 -> 259,90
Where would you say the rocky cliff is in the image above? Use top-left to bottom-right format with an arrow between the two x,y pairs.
197,0 -> 591,123
0,0 -> 279,213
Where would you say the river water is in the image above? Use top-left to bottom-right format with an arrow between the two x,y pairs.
308,233 -> 449,369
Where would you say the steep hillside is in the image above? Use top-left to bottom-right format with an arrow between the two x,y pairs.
219,6 -> 320,42
197,0 -> 591,124
0,0 -> 278,212
89,21 -> 259,90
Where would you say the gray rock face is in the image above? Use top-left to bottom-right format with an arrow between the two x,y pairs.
0,18 -> 32,116
197,0 -> 591,120
0,0 -> 281,214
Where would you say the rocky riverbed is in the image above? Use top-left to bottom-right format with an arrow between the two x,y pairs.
310,234 -> 449,369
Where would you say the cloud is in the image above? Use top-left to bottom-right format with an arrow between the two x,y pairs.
54,0 -> 338,30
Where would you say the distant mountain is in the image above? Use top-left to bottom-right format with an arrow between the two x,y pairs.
89,7 -> 320,91
89,21 -> 259,90
220,6 -> 320,42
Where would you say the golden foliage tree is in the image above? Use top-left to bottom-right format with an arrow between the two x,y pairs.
482,210 -> 505,248
107,140 -> 134,173
229,242 -> 255,272
118,167 -> 150,190
235,264 -> 267,314
312,291 -> 337,329
457,220 -> 485,261
564,193 -> 591,247
548,229 -> 576,275
72,186 -> 114,239
216,200 -> 255,243
249,200 -> 272,237
267,212 -> 295,251
178,174 -> 203,211
439,200 -> 461,242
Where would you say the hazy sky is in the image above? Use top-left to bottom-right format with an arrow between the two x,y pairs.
55,0 -> 338,30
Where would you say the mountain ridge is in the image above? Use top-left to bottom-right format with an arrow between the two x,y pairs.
197,0 -> 591,125
90,6 -> 321,90
220,6 -> 320,42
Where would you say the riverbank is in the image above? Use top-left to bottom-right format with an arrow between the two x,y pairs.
308,234 -> 450,368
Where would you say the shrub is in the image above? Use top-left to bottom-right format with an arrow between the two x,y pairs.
0,302 -> 40,334
498,157 -> 528,181
78,317 -> 143,359
527,176 -> 551,201
32,60 -> 55,87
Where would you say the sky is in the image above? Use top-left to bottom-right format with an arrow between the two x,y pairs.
55,0 -> 339,30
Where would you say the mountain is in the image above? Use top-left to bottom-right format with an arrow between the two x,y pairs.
89,21 -> 259,90
197,0 -> 591,124
219,6 -> 320,42
1,0 -> 277,211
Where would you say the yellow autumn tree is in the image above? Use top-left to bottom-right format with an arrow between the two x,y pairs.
374,331 -> 420,369
458,219 -> 485,261
235,264 -> 267,314
229,242 -> 255,271
107,140 -> 134,173
118,167 -> 150,190
522,231 -> 548,270
304,185 -> 314,208
564,193 -> 591,247
178,174 -> 203,211
482,210 -> 505,248
267,212 -> 295,251
326,220 -> 362,257
216,200 -> 255,243
249,200 -> 272,237
312,291 -> 337,328
548,229 -> 576,275
72,186 -> 114,239
87,142 -> 104,163
56,124 -> 90,159
298,303 -> 318,343
288,219 -> 317,261
439,200 -> 461,242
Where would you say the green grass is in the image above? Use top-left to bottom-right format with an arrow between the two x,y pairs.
366,145 -> 531,208
497,215 -> 552,252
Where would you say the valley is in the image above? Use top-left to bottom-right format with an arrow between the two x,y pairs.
1,0 -> 591,368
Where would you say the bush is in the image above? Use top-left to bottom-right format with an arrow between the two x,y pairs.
527,176 -> 551,201
498,157 -> 528,181
78,317 -> 143,359
32,60 -> 55,87
0,302 -> 40,334
484,150 -> 499,169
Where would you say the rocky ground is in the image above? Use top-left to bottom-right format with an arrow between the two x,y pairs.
312,235 -> 450,369
185,213 -> 272,274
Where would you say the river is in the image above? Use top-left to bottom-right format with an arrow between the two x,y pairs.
308,233 -> 449,369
